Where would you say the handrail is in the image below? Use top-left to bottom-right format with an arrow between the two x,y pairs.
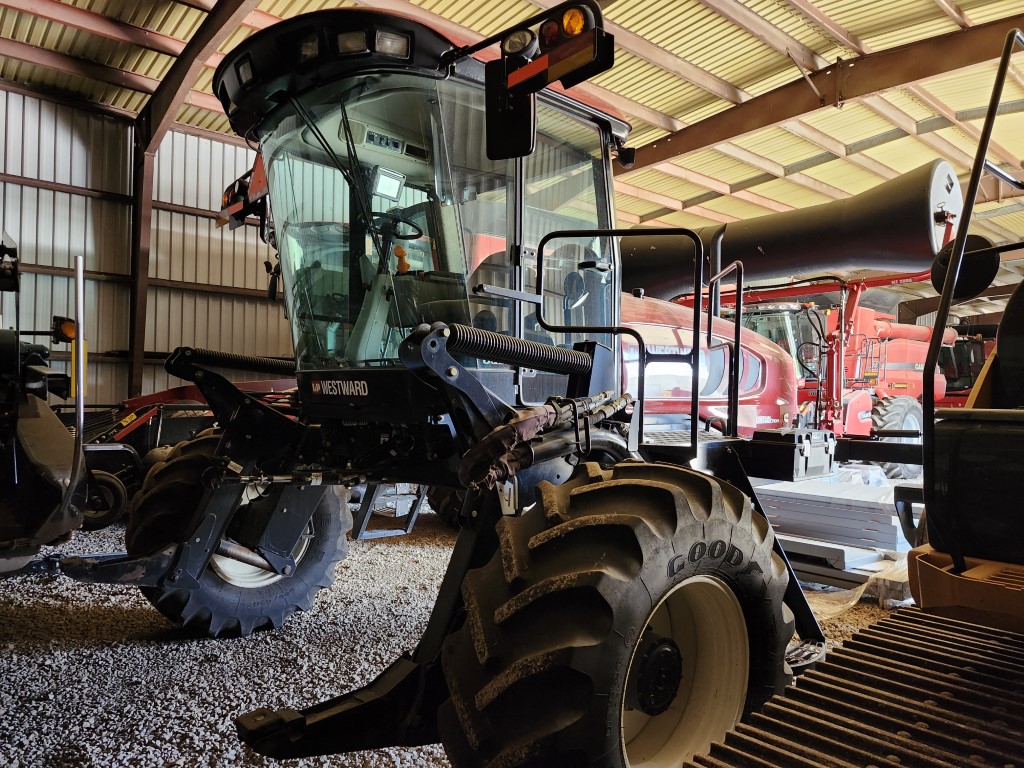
704,260 -> 745,436
535,227 -> 704,453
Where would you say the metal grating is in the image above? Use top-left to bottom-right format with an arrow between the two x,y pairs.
685,608 -> 1024,768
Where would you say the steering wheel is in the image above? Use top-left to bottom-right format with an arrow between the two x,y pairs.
370,211 -> 423,241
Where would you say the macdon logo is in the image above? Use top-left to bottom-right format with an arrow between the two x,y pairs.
311,379 -> 369,397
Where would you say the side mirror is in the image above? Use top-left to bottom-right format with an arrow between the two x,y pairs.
216,152 -> 269,231
485,58 -> 536,161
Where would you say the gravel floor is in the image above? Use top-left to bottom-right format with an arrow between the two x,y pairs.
0,512 -> 889,767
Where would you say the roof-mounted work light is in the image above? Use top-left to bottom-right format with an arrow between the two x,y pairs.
501,29 -> 539,59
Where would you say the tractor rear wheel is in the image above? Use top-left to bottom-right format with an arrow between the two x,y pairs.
438,461 -> 792,767
126,437 -> 350,637
872,395 -> 924,480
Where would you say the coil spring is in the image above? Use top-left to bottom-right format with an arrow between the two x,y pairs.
175,347 -> 296,376
446,324 -> 592,375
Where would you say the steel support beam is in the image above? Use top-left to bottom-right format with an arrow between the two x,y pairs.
0,0 -> 227,67
0,38 -> 223,113
127,149 -> 155,397
135,1 -> 258,152
127,0 -> 259,397
627,12 -> 1024,173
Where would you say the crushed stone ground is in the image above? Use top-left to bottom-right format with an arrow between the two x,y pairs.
1,512 -> 890,766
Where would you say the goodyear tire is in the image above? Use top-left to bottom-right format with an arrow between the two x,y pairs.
439,461 -> 792,767
126,437 -> 350,638
872,395 -> 924,480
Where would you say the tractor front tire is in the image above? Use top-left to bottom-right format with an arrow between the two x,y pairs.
427,486 -> 463,529
439,461 -> 792,767
872,395 -> 924,480
126,439 -> 350,638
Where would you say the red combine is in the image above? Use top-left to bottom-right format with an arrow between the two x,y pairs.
732,280 -> 950,478
719,250 -> 994,479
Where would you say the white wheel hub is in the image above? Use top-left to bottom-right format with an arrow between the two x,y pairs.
209,483 -> 313,588
622,575 -> 749,767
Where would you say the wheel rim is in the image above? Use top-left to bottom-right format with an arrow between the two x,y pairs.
83,485 -> 116,521
900,410 -> 922,442
209,484 -> 313,588
622,575 -> 748,767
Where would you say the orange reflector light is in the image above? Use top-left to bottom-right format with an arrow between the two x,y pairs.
51,315 -> 76,343
562,7 -> 586,37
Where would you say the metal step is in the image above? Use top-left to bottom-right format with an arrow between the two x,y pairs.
687,608 -> 1024,768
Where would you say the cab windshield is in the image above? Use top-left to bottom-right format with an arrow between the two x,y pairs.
258,70 -> 612,396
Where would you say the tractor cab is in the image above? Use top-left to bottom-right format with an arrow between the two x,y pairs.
729,301 -> 824,379
229,16 -> 623,412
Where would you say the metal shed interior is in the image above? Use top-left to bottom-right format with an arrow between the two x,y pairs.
4,5 -> 1024,768
1,0 -> 1023,403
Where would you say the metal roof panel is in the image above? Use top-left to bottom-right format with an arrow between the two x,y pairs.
607,0 -> 795,95
798,157 -> 885,194
730,126 -> 824,167
592,50 -> 715,120
745,176 -> 834,207
814,0 -> 957,47
799,101 -> 904,145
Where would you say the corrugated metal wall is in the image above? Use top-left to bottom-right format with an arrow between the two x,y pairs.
147,130 -> 289,394
1,87 -> 293,404
0,89 -> 132,404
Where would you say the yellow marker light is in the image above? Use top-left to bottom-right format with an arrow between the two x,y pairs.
51,315 -> 76,343
561,7 -> 586,37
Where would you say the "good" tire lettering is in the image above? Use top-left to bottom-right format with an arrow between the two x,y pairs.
667,539 -> 745,577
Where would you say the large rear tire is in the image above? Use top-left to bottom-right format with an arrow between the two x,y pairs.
439,461 -> 792,767
872,395 -> 924,480
126,437 -> 350,637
